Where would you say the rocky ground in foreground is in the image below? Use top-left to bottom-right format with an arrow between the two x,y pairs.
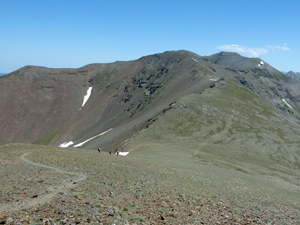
1,144 -> 299,224
3,193 -> 295,224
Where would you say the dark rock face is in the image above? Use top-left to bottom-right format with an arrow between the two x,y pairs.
1,50 -> 300,149
206,51 -> 300,113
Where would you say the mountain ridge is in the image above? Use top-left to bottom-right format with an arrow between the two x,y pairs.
1,50 -> 300,150
286,70 -> 300,82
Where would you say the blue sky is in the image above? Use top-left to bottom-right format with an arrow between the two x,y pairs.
1,0 -> 299,73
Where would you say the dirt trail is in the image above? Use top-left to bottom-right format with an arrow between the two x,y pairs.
0,153 -> 87,214
180,87 -> 239,161
210,87 -> 238,143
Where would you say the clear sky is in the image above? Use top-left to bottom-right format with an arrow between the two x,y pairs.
1,0 -> 299,73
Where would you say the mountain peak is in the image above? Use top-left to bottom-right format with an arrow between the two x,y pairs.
286,71 -> 300,82
205,51 -> 261,70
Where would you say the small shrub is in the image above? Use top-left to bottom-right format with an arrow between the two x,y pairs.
95,203 -> 102,208
134,192 -> 142,197
131,216 -> 147,222
253,210 -> 260,217
73,193 -> 80,199
233,208 -> 241,214
262,217 -> 270,222
191,217 -> 202,222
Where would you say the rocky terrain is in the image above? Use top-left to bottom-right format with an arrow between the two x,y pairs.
1,51 -> 300,224
1,142 -> 299,224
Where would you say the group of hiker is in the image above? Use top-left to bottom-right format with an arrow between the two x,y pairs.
98,147 -> 119,156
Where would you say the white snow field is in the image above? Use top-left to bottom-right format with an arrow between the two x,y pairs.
192,58 -> 198,63
282,99 -> 293,109
210,79 -> 218,81
73,128 -> 113,147
80,87 -> 92,110
258,61 -> 264,67
59,141 -> 74,148
117,152 -> 129,156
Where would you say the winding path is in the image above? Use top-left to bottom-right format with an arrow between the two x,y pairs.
0,153 -> 87,214
180,85 -> 239,161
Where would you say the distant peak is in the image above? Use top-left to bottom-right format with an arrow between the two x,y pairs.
138,50 -> 199,64
206,51 -> 262,70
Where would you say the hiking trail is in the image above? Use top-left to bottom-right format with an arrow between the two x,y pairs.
0,153 -> 87,214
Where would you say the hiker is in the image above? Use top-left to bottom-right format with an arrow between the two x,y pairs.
109,151 -> 112,155
117,151 -> 119,156
98,147 -> 101,153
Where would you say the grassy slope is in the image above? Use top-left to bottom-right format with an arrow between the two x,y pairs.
122,78 -> 300,210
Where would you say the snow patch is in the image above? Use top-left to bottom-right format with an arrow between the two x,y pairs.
258,61 -> 264,67
210,79 -> 218,81
192,58 -> 198,63
73,128 -> 113,147
81,87 -> 93,109
117,152 -> 129,156
59,141 -> 74,148
282,99 -> 293,109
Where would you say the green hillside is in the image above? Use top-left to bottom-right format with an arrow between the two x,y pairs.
122,78 -> 300,210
